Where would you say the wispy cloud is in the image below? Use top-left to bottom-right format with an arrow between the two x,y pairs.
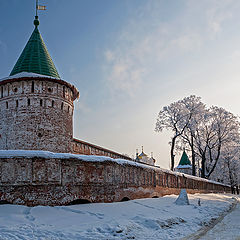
103,0 -> 237,97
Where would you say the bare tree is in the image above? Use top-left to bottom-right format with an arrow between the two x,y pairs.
193,107 -> 239,178
155,96 -> 194,170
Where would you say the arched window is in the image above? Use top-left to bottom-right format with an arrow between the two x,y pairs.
121,197 -> 130,202
31,81 -> 34,93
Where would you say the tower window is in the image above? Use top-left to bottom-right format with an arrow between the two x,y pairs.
6,101 -> 8,109
1,87 -> 3,98
28,99 -> 30,106
13,87 -> 18,93
63,86 -> 65,98
61,102 -> 63,110
31,81 -> 34,93
16,100 -> 18,108
52,100 -> 54,107
68,106 -> 70,113
40,99 -> 43,106
48,88 -> 53,93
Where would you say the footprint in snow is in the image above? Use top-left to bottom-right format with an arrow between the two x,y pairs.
60,207 -> 85,215
86,211 -> 104,219
23,208 -> 35,221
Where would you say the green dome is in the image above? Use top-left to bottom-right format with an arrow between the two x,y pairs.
10,21 -> 60,79
178,150 -> 191,166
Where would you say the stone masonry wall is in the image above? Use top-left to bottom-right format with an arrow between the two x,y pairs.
72,138 -> 132,160
0,78 -> 74,153
0,156 -> 230,206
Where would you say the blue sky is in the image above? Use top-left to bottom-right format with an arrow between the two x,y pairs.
1,0 -> 240,168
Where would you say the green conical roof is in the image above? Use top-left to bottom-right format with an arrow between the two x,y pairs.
178,150 -> 191,166
10,16 -> 60,79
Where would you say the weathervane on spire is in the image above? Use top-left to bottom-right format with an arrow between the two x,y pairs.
34,0 -> 46,27
36,0 -> 46,16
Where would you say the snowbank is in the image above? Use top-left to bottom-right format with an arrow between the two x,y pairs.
0,194 -> 236,240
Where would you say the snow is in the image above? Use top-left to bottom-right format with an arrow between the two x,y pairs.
175,164 -> 192,169
0,194 -> 237,240
0,72 -> 59,82
0,149 -> 154,168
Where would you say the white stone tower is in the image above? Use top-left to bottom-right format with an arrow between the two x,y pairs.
0,15 -> 79,153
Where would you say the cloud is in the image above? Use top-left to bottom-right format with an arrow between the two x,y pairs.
103,0 -> 238,97
205,0 -> 233,34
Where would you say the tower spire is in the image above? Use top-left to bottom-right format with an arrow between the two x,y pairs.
34,0 -> 46,27
10,1 -> 59,79
36,0 -> 38,17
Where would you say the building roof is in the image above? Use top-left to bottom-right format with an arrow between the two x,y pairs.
178,150 -> 191,166
10,16 -> 60,79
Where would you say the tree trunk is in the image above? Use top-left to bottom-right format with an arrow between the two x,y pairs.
206,143 -> 221,179
170,136 -> 177,171
191,134 -> 196,176
201,155 -> 206,178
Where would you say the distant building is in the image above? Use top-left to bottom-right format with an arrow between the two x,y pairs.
175,150 -> 192,175
135,147 -> 156,166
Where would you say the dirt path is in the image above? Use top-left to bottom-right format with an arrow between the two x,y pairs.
199,201 -> 240,240
182,198 -> 239,240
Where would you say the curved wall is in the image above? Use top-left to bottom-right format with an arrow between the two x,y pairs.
0,78 -> 75,152
0,154 -> 231,206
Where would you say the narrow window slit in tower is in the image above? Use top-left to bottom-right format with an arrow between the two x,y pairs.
31,81 -> 34,93
61,102 -> 63,110
16,100 -> 18,108
1,87 -> 3,98
63,86 -> 65,98
40,99 -> 43,106
68,106 -> 70,113
6,101 -> 8,109
52,100 -> 54,107
28,99 -> 30,106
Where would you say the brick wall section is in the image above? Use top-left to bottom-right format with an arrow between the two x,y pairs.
0,156 -> 230,206
0,77 -> 75,153
72,138 -> 132,160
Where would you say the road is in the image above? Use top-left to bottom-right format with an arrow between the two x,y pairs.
199,201 -> 240,240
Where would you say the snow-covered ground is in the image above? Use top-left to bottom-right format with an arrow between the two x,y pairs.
0,193 -> 237,240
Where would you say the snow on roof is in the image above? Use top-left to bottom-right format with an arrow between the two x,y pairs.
0,72 -> 58,82
0,150 -> 229,187
175,164 -> 192,169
